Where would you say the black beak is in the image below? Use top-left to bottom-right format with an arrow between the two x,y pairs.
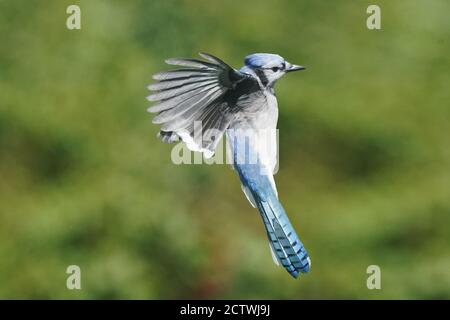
286,64 -> 305,72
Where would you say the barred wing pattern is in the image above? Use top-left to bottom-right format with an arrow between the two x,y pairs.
147,52 -> 254,157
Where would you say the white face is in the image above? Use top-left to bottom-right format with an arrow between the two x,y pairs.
245,54 -> 305,87
262,61 -> 286,85
259,60 -> 288,86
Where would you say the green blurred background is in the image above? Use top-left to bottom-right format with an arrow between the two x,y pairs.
0,0 -> 449,299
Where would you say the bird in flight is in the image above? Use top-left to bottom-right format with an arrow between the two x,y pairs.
147,52 -> 311,278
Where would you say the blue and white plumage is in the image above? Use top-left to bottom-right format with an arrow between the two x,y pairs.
147,52 -> 310,278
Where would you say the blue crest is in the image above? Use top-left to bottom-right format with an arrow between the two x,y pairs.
244,53 -> 284,68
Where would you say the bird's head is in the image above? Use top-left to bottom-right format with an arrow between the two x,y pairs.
244,53 -> 305,88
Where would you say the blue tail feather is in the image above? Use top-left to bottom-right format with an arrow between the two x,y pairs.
229,132 -> 311,278
234,161 -> 311,278
256,189 -> 310,278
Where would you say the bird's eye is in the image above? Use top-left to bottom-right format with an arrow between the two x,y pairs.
271,67 -> 279,72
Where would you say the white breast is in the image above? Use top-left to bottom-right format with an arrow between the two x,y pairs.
255,92 -> 278,174
228,91 -> 279,174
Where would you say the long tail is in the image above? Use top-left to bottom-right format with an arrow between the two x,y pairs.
228,129 -> 311,278
236,163 -> 311,278
256,193 -> 310,278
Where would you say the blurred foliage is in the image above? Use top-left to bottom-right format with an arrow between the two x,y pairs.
0,0 -> 449,299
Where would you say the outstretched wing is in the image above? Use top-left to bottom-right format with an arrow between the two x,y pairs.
147,52 -> 257,157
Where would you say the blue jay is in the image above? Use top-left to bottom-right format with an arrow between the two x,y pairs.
147,53 -> 311,278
